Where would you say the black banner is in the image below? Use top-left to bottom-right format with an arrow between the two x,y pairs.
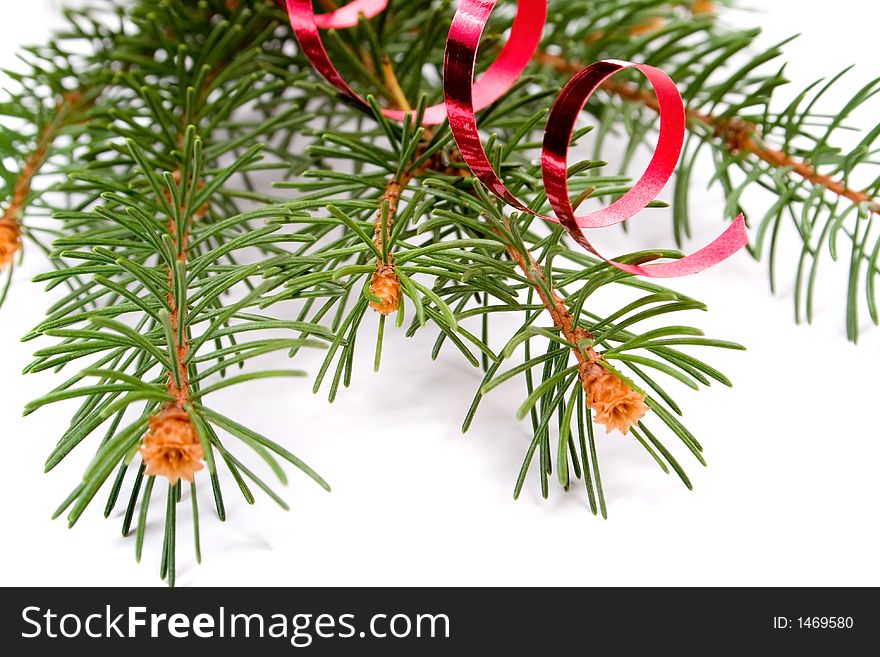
1,587 -> 874,654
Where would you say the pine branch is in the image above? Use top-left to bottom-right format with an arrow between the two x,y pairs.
0,0 -> 770,584
265,13 -> 742,511
19,0 -> 336,586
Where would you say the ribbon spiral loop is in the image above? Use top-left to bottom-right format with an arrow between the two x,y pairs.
286,0 -> 546,125
286,0 -> 748,278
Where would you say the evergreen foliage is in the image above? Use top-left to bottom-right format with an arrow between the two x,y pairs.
1,0 -> 872,584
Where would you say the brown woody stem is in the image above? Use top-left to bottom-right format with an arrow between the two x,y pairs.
367,59 -> 426,314
374,175 -> 409,260
381,55 -> 412,114
0,92 -> 90,260
497,221 -> 600,383
165,191 -> 191,408
164,170 -> 212,407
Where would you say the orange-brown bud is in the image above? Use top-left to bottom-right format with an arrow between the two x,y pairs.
369,264 -> 401,315
0,219 -> 21,268
691,0 -> 715,15
582,363 -> 649,435
629,16 -> 666,36
140,406 -> 204,485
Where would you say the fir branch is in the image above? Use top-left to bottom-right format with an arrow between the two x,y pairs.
263,1 -> 742,510
20,0 -> 333,586
1,0 -> 769,585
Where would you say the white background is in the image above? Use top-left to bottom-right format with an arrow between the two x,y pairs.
1,0 -> 878,587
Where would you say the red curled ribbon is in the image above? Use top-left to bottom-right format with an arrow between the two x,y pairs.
286,0 -> 748,278
286,0 -> 544,125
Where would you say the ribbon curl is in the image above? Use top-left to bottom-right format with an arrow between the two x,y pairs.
286,0 -> 544,125
285,0 -> 748,278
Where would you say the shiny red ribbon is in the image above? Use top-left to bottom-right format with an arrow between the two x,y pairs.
285,0 -> 748,278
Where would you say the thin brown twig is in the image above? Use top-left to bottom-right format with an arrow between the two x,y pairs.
163,170 -> 212,407
367,59 -> 423,315
381,55 -> 411,113
498,220 -> 599,372
0,91 -> 90,266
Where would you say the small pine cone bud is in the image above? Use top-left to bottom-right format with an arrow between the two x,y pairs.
582,363 -> 649,436
691,0 -> 715,15
140,406 -> 205,485
719,117 -> 755,154
370,264 -> 400,315
0,219 -> 21,268
629,16 -> 666,36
